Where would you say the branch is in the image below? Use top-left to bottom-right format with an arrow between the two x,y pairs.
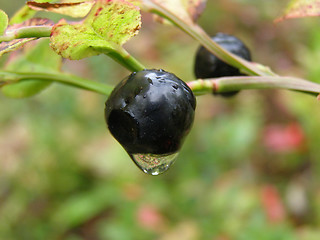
96,46 -> 146,72
0,71 -> 113,96
0,26 -> 52,43
142,0 -> 277,77
188,76 -> 320,96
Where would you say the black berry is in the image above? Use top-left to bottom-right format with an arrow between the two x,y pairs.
105,69 -> 196,175
194,33 -> 252,97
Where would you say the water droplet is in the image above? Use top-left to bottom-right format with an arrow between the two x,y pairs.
129,152 -> 179,175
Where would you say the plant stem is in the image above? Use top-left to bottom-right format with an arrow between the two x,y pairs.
0,26 -> 52,43
99,46 -> 146,72
188,76 -> 320,96
0,71 -> 113,96
142,0 -> 276,77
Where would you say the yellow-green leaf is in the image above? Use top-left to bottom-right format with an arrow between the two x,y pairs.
50,19 -> 112,60
0,9 -> 8,35
27,1 -> 94,18
85,0 -> 141,45
276,0 -> 320,22
50,0 -> 141,60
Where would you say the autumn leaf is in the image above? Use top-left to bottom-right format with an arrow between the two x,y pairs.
275,0 -> 320,22
27,1 -> 94,18
152,0 -> 207,24
50,0 -> 141,60
0,18 -> 54,57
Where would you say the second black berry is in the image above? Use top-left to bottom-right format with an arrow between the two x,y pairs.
194,33 -> 252,97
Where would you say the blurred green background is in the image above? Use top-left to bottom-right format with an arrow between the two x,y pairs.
1,0 -> 320,239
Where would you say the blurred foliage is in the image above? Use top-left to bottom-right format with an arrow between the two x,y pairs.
1,0 -> 320,239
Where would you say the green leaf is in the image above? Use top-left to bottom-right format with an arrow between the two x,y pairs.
10,0 -> 56,24
85,0 -> 141,46
10,7 -> 36,25
1,39 -> 62,98
27,1 -> 94,18
276,0 -> 320,22
50,20 -> 113,60
50,0 -> 141,60
0,18 -> 54,57
0,9 -> 8,35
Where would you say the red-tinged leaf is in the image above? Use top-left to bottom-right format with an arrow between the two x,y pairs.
276,0 -> 320,22
7,18 -> 54,31
185,0 -> 207,22
153,0 -> 207,24
50,0 -> 141,60
0,18 -> 54,57
0,39 -> 35,57
27,1 -> 95,18
261,185 -> 286,223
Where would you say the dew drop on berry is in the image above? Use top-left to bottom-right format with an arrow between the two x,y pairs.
129,152 -> 179,175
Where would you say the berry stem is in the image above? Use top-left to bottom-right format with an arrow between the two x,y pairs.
97,46 -> 146,72
188,76 -> 320,96
0,70 -> 113,95
142,0 -> 276,77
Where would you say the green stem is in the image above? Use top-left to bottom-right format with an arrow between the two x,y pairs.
0,26 -> 52,43
99,46 -> 146,72
0,71 -> 113,96
188,76 -> 320,96
142,0 -> 276,77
